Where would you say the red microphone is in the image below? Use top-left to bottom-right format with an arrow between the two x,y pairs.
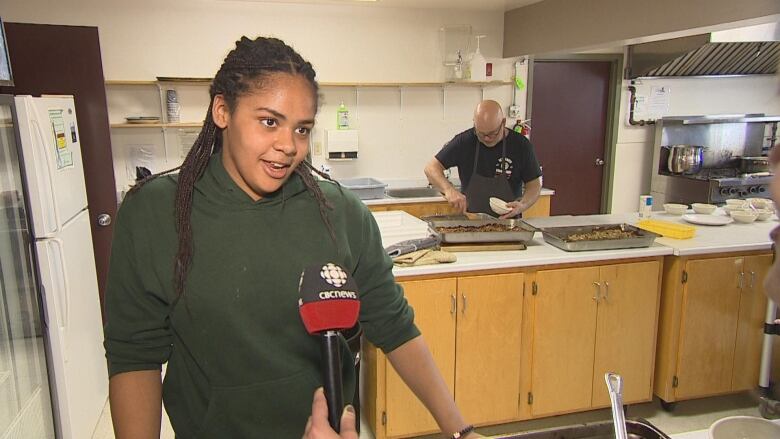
298,263 -> 360,431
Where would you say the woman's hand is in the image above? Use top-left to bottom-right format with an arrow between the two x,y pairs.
302,388 -> 358,439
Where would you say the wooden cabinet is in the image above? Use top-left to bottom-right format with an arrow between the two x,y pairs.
654,253 -> 771,403
529,261 -> 661,417
368,201 -> 459,218
367,194 -> 552,219
367,273 -> 524,438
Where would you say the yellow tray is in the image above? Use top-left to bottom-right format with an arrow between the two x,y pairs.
636,219 -> 696,239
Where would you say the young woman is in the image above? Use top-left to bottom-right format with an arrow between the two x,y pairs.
103,36 -> 481,439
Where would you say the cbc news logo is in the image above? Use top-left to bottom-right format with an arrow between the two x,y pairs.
320,263 -> 348,288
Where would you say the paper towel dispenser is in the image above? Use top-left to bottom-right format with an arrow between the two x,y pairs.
325,129 -> 358,160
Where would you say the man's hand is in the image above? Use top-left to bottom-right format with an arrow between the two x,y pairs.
302,388 -> 358,439
499,200 -> 525,219
444,187 -> 467,213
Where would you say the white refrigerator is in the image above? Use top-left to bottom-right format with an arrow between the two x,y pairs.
11,95 -> 108,439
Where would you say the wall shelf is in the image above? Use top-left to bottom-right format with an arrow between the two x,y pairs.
110,122 -> 203,128
106,79 -> 513,88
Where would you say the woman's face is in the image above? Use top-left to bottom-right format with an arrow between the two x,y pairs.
213,73 -> 316,201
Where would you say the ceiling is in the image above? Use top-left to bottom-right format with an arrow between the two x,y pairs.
217,0 -> 545,11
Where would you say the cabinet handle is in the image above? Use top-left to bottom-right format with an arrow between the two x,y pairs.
461,293 -> 467,315
738,272 -> 744,289
603,281 -> 610,301
592,281 -> 601,302
450,294 -> 456,315
750,271 -> 756,289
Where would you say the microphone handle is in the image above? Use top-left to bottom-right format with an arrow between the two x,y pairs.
320,330 -> 343,432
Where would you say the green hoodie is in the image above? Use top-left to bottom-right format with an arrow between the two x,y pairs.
103,153 -> 419,438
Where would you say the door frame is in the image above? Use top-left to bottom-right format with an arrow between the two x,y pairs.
526,53 -> 624,214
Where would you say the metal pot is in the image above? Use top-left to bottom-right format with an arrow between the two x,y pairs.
738,156 -> 770,174
667,144 -> 704,174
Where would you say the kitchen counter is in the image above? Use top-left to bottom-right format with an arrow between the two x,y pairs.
388,210 -> 777,278
362,187 -> 555,206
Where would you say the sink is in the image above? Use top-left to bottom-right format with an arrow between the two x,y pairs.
385,187 -> 443,198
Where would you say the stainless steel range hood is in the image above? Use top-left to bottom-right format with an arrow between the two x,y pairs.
625,22 -> 780,78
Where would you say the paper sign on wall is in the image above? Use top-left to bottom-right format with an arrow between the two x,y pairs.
648,86 -> 671,117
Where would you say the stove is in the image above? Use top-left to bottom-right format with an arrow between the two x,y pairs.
653,169 -> 773,205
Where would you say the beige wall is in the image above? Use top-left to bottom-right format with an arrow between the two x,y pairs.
504,0 -> 780,57
1,0 -> 525,193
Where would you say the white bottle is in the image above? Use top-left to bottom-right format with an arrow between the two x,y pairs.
470,35 -> 487,82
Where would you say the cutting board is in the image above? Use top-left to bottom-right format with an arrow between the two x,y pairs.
441,242 -> 526,252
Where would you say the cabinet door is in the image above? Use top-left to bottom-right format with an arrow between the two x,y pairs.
385,279 -> 456,438
523,195 -> 551,219
592,261 -> 660,407
455,273 -> 524,425
530,267 -> 600,417
675,257 -> 742,399
732,254 -> 771,391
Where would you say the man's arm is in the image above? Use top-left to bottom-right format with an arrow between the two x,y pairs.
501,176 -> 542,219
386,335 -> 481,439
424,158 -> 466,213
109,370 -> 163,439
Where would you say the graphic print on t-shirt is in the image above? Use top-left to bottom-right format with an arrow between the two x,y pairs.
495,157 -> 513,179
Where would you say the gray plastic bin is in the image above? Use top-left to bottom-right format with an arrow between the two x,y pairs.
337,177 -> 388,200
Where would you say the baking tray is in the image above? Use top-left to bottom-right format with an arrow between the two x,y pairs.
427,218 -> 535,243
495,418 -> 670,439
540,223 -> 659,252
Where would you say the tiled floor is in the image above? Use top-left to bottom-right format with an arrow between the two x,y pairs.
91,391 -> 778,438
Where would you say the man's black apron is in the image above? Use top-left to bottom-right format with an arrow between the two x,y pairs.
464,131 -> 515,216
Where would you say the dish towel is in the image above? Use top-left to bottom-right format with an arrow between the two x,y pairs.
392,249 -> 457,267
385,235 -> 441,258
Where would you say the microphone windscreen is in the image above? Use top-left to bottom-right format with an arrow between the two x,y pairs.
298,263 -> 360,334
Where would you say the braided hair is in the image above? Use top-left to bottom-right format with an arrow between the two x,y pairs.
131,36 -> 336,299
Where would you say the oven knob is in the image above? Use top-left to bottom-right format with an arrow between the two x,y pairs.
749,186 -> 759,194
759,186 -> 767,193
728,187 -> 738,195
720,188 -> 730,196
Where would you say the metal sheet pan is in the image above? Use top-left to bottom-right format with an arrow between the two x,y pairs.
541,223 -> 659,252
427,218 -> 535,243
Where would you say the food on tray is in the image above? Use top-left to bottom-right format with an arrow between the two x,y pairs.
435,223 -> 524,233
565,226 -> 640,242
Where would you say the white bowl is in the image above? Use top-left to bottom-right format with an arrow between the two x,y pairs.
725,199 -> 748,207
730,209 -> 758,223
755,209 -> 773,221
723,204 -> 746,216
709,415 -> 780,439
489,197 -> 511,215
747,198 -> 769,209
691,203 -> 717,214
663,203 -> 688,215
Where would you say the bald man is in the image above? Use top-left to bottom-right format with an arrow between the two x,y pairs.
425,100 -> 542,217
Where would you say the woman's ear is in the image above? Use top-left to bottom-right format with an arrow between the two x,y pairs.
212,95 -> 229,129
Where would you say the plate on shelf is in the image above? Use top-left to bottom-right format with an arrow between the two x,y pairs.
682,214 -> 733,226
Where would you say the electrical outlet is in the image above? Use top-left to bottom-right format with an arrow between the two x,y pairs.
313,141 -> 322,156
509,105 -> 521,119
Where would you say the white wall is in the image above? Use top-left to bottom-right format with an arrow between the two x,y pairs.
611,72 -> 780,213
1,0 -> 527,193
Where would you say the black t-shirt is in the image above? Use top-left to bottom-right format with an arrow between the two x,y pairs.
435,128 -> 542,198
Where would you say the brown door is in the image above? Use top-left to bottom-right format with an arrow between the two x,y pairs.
530,61 -> 611,215
1,23 -> 116,317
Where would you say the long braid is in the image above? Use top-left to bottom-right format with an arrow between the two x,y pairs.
132,36 -> 332,299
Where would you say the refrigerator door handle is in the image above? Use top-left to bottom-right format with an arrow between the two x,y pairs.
31,118 -> 61,236
47,239 -> 70,329
47,238 -> 70,363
